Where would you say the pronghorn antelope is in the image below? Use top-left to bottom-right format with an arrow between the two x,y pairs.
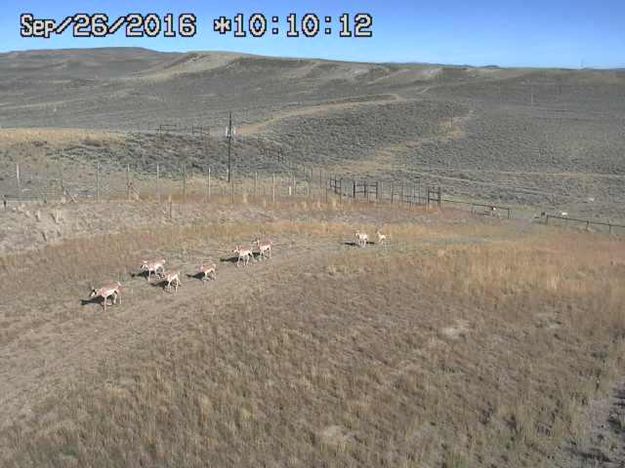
253,238 -> 272,260
140,258 -> 166,281
232,245 -> 254,267
162,271 -> 181,293
355,231 -> 369,248
197,262 -> 217,281
376,230 -> 389,245
89,282 -> 121,312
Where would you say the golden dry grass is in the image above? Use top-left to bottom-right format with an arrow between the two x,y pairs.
0,128 -> 123,148
0,200 -> 624,467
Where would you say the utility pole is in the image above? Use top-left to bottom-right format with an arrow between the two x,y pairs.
227,112 -> 233,183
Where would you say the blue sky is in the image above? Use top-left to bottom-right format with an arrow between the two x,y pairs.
2,0 -> 624,68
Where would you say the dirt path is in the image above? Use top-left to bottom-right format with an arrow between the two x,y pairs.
238,94 -> 405,136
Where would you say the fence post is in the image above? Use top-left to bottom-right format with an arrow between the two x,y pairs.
168,194 -> 173,219
182,165 -> 187,203
325,177 -> 329,204
319,168 -> 323,198
400,183 -> 404,205
352,180 -> 356,199
16,163 -> 21,195
418,178 -> 421,205
207,167 -> 211,201
126,164 -> 130,201
58,165 -> 65,198
254,172 -> 258,199
230,177 -> 235,204
391,181 -> 394,204
96,162 -> 100,202
156,163 -> 160,203
272,173 -> 276,203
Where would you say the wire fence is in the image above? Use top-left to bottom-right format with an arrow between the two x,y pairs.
2,161 -> 623,236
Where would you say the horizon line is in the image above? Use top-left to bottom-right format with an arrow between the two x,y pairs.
1,45 -> 623,72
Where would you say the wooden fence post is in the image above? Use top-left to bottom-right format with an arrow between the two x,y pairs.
391,181 -> 395,204
168,195 -> 173,219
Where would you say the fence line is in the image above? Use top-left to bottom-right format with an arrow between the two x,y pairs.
545,214 -> 625,234
2,160 -> 623,236
441,198 -> 511,219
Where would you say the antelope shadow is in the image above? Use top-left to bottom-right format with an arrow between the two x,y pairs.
220,255 -> 242,264
80,296 -> 117,309
343,241 -> 375,247
186,271 -> 216,281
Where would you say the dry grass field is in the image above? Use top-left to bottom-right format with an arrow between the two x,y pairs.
0,195 -> 624,467
1,48 -> 625,467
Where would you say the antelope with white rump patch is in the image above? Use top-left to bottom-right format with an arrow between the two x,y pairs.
232,245 -> 254,267
197,262 -> 217,281
89,281 -> 122,312
376,229 -> 389,246
162,271 -> 181,293
139,258 -> 166,281
253,238 -> 272,260
355,231 -> 369,248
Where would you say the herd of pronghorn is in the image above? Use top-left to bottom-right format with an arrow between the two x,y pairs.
88,230 -> 389,311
